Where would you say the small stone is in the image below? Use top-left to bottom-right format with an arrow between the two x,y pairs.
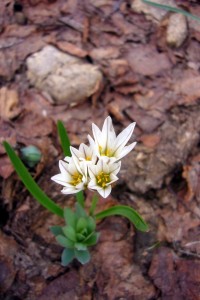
166,13 -> 188,48
26,45 -> 102,105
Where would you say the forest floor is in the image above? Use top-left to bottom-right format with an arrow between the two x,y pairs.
0,0 -> 200,299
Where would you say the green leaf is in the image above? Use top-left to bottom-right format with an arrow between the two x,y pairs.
56,235 -> 74,248
84,232 -> 100,246
75,202 -> 87,218
86,216 -> 96,233
76,191 -> 85,208
57,120 -> 71,157
74,243 -> 87,251
142,0 -> 200,22
3,142 -> 64,218
89,193 -> 98,216
76,217 -> 87,232
75,249 -> 90,264
50,226 -> 63,236
62,226 -> 77,242
61,248 -> 74,266
95,205 -> 149,232
76,233 -> 86,241
64,207 -> 77,228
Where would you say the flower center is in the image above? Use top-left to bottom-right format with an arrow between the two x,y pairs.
99,146 -> 113,157
85,156 -> 91,161
96,171 -> 110,188
70,173 -> 83,186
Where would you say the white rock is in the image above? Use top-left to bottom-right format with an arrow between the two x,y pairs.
26,45 -> 102,105
131,0 -> 176,22
166,13 -> 188,48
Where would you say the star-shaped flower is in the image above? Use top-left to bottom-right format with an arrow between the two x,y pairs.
88,116 -> 136,162
51,156 -> 87,194
88,159 -> 121,198
70,143 -> 97,167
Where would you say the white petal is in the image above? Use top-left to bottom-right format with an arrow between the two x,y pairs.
88,164 -> 97,179
64,156 -> 71,163
109,174 -> 119,184
88,134 -> 99,157
59,160 -> 69,174
88,179 -> 98,190
51,174 -> 71,186
115,122 -> 136,151
98,156 -> 113,163
97,185 -> 112,198
103,116 -> 116,136
70,146 -> 81,160
115,141 -> 137,160
61,187 -> 81,194
92,123 -> 103,146
101,160 -> 109,173
109,162 -> 121,175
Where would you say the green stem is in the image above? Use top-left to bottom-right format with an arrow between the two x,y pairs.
89,193 -> 98,216
76,191 -> 85,207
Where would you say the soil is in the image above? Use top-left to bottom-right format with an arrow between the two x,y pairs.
0,1 -> 200,299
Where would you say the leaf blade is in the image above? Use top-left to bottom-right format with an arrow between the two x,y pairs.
3,141 -> 64,218
57,120 -> 71,157
142,0 -> 200,22
95,205 -> 149,232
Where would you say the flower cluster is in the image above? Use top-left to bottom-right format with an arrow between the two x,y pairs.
51,116 -> 136,198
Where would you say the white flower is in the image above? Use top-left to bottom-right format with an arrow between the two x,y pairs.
88,159 -> 121,198
51,156 -> 87,194
70,143 -> 97,167
88,116 -> 136,162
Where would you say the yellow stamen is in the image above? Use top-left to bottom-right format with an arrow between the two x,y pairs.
99,146 -> 113,157
96,171 -> 110,188
70,173 -> 83,186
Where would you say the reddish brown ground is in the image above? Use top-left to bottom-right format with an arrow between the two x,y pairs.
0,1 -> 200,299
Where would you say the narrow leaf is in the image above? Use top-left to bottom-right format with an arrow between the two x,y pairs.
95,205 -> 149,232
74,243 -> 87,251
76,217 -> 87,232
50,226 -> 63,236
84,232 -> 100,246
62,226 -> 77,242
76,233 -> 85,241
61,248 -> 74,266
142,0 -> 200,22
75,202 -> 87,218
75,249 -> 90,264
57,120 -> 71,157
64,207 -> 77,227
86,216 -> 96,233
3,142 -> 64,218
89,193 -> 98,216
56,235 -> 74,248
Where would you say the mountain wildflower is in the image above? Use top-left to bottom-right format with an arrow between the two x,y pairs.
70,143 -> 97,167
88,116 -> 136,162
88,159 -> 121,198
51,156 -> 87,194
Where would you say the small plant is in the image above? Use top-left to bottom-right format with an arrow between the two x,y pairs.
3,116 -> 148,266
51,203 -> 99,265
